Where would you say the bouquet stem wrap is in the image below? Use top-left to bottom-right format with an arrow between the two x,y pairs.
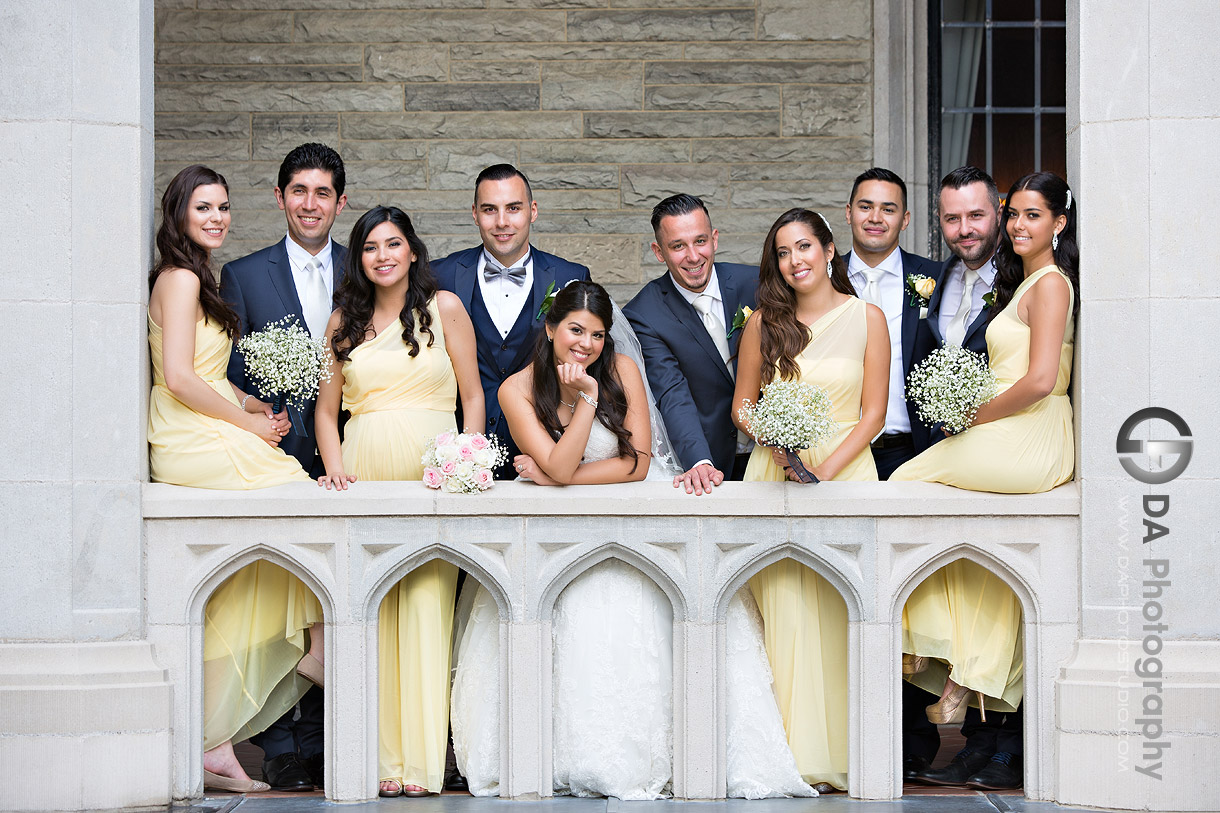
784,450 -> 820,483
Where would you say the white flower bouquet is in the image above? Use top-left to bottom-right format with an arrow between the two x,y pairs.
737,379 -> 838,483
905,344 -> 999,435
237,316 -> 334,435
421,431 -> 508,493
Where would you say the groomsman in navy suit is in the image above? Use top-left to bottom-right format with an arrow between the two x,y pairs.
432,164 -> 590,477
219,142 -> 346,792
910,166 -> 1023,792
842,167 -> 942,480
623,194 -> 759,495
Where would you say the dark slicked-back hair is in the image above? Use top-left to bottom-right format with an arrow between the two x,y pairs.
849,167 -> 908,211
940,165 -> 1000,211
650,193 -> 712,237
474,163 -> 533,203
277,142 -> 346,196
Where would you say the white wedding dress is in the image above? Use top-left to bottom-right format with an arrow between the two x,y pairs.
450,421 -> 811,800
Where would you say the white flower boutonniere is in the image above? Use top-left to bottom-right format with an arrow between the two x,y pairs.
727,304 -> 753,340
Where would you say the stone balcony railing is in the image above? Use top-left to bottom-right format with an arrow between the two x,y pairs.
142,480 -> 1080,802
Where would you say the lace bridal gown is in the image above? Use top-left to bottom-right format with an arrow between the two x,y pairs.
451,420 -> 813,799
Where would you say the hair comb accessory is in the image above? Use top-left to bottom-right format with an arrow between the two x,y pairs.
815,211 -> 833,232
1065,189 -> 1073,210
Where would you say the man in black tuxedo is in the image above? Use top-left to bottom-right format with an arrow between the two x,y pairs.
839,168 -> 943,781
623,194 -> 759,494
219,142 -> 347,791
842,167 -> 943,480
911,166 -> 1023,791
432,164 -> 590,478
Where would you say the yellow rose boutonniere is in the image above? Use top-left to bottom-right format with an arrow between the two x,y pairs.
728,304 -> 753,340
906,273 -> 936,308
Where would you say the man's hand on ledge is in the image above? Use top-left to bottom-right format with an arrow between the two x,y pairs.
674,462 -> 723,496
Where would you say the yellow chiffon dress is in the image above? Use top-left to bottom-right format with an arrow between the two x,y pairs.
147,313 -> 320,750
340,299 -> 460,792
894,265 -> 1076,713
744,297 -> 877,791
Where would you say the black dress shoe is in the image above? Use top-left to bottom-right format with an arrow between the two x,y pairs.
301,752 -> 324,789
913,748 -> 992,786
903,755 -> 930,780
966,752 -> 1022,790
262,752 -> 314,792
444,772 -> 469,792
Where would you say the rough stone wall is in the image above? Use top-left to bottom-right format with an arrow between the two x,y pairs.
153,0 -> 873,300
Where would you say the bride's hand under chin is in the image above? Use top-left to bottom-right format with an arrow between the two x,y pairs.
556,362 -> 598,397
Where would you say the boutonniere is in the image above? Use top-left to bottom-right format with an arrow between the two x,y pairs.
982,290 -> 996,310
535,280 -> 557,321
727,305 -> 753,340
906,273 -> 936,308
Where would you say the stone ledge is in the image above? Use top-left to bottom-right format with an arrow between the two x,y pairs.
142,480 -> 1080,519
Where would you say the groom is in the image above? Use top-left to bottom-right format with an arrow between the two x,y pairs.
432,164 -> 590,477
623,194 -> 759,495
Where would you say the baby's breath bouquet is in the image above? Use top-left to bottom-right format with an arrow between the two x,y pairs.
905,344 -> 999,435
237,316 -> 334,436
421,431 -> 508,493
737,379 -> 838,483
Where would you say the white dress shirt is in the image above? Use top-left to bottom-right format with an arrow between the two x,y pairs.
848,247 -> 910,435
936,256 -> 998,343
477,249 -> 533,339
284,234 -> 335,334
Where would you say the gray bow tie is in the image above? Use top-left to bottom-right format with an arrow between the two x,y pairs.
484,257 -> 527,286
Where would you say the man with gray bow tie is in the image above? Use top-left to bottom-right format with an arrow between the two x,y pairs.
432,164 -> 590,478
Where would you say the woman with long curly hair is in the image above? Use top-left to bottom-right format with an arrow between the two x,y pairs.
313,205 -> 482,798
729,208 -> 890,793
894,172 -> 1078,746
147,165 -> 323,793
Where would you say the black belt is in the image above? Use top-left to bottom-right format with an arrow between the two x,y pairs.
871,432 -> 912,450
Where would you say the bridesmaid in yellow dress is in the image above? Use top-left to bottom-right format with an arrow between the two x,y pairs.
731,208 -> 890,792
314,205 -> 483,797
893,171 -> 1078,724
147,165 -> 324,793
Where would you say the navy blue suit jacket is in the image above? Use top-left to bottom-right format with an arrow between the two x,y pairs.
431,244 -> 590,438
622,263 -> 759,473
220,238 -> 347,475
845,248 -> 943,454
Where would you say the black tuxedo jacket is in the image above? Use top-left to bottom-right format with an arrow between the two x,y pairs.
431,244 -> 590,439
220,237 -> 347,475
845,248 -> 943,454
622,262 -> 759,472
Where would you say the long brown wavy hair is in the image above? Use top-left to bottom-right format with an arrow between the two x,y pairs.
529,281 -> 638,472
331,206 -> 436,362
756,208 -> 855,385
150,165 -> 240,337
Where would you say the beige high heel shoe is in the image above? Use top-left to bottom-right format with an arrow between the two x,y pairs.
926,683 -> 986,725
296,653 -> 324,688
902,654 -> 928,674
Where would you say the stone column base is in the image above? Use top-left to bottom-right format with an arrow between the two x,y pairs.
1055,639 -> 1220,811
0,642 -> 172,811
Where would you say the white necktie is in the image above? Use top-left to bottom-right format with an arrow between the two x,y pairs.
693,293 -> 732,368
302,257 -> 331,340
862,267 -> 885,308
945,266 -> 979,346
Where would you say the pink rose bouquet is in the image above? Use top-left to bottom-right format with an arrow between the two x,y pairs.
420,431 -> 507,493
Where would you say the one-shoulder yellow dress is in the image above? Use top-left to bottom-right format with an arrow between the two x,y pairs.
339,300 -> 460,792
147,314 -> 321,750
894,266 -> 1076,713
743,297 -> 878,791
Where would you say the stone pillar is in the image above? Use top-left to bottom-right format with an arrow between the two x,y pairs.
1058,2 -> 1220,810
0,1 -> 171,810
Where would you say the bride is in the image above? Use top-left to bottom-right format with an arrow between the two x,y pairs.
449,280 -> 812,799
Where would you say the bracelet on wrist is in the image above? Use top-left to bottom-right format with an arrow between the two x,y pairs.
578,391 -> 598,409
241,394 -> 254,411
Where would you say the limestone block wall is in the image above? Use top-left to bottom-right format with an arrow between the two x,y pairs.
144,480 -> 1079,802
152,0 -> 882,300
